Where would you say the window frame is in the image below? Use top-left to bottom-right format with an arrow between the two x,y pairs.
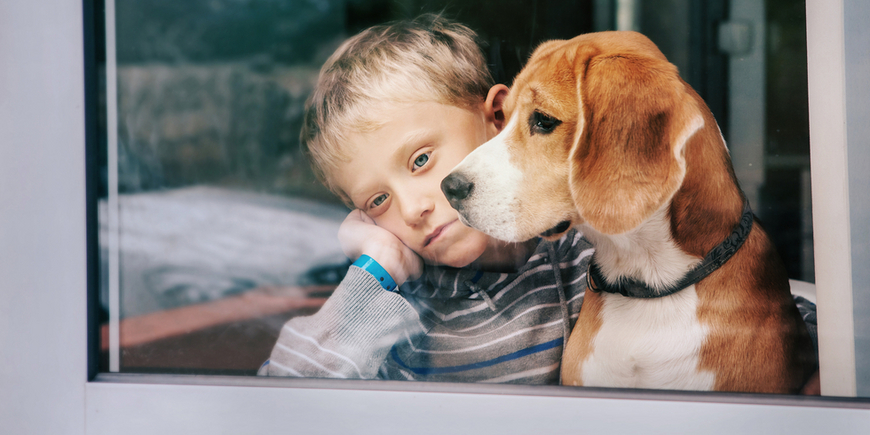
3,0 -> 870,433
806,0 -> 870,397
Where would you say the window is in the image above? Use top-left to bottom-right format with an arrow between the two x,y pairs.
2,0 -> 869,433
97,0 -> 826,380
94,0 -> 869,393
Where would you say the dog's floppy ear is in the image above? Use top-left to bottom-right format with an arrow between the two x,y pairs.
569,45 -> 703,235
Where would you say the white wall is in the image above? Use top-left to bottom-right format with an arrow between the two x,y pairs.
0,0 -> 88,433
2,1 -> 870,433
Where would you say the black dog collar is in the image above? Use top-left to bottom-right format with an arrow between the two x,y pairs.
587,199 -> 754,299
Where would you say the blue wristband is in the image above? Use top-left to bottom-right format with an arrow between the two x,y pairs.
353,254 -> 398,292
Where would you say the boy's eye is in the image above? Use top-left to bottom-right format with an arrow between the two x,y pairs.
370,193 -> 388,208
529,111 -> 562,135
412,152 -> 431,171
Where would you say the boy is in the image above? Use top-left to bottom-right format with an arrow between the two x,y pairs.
259,14 -> 592,383
259,15 -> 817,386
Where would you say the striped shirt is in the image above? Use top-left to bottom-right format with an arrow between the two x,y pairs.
259,230 -> 818,384
260,230 -> 594,384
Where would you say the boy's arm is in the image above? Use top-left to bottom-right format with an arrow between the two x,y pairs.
259,266 -> 421,379
259,210 -> 424,379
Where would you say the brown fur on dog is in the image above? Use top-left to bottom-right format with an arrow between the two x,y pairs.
447,31 -> 816,392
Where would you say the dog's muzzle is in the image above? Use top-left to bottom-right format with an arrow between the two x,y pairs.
441,173 -> 474,211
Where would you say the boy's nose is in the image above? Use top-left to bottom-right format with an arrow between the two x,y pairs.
441,173 -> 473,210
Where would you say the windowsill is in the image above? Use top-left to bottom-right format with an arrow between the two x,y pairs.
90,372 -> 870,410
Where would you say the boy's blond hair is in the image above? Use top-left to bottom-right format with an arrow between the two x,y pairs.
301,14 -> 494,203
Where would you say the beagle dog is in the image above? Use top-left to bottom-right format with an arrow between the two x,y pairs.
442,31 -> 816,392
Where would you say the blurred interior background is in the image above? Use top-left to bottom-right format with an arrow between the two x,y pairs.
95,0 -> 813,375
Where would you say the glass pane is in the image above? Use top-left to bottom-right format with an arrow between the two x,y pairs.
98,0 -> 597,376
96,0 -> 830,395
99,0 -> 352,375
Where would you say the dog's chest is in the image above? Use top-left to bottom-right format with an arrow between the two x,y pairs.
578,285 -> 717,390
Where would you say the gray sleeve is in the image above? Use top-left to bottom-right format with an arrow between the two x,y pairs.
258,266 -> 421,379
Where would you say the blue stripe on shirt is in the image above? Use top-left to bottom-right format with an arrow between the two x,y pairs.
390,337 -> 563,375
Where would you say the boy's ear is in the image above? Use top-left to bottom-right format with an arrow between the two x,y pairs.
484,84 -> 510,131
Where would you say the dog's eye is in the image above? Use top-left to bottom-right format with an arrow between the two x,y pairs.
529,111 -> 562,135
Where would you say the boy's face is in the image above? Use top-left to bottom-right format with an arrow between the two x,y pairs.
334,99 -> 504,268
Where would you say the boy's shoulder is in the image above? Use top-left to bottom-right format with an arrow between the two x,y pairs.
400,229 -> 593,299
549,228 -> 594,262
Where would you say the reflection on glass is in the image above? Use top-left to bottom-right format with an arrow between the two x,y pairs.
100,0 -> 350,375
98,0 -> 822,389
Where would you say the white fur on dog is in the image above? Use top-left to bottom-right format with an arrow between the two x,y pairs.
582,206 -> 701,292
574,284 -> 716,390
573,206 -> 714,389
450,114 -> 523,242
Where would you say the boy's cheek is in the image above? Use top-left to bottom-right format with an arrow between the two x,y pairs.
371,220 -> 424,257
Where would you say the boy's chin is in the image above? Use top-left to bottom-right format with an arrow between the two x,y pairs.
422,256 -> 476,269
420,249 -> 481,269
418,229 -> 489,269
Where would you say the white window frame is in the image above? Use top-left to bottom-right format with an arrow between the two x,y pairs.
2,0 -> 869,433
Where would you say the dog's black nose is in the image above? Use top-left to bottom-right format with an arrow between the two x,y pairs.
441,173 -> 474,209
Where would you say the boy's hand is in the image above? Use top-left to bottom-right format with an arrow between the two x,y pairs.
339,210 -> 423,286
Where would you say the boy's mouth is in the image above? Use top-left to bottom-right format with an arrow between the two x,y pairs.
424,220 -> 456,247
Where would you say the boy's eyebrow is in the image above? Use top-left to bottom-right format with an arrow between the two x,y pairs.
391,129 -> 433,165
